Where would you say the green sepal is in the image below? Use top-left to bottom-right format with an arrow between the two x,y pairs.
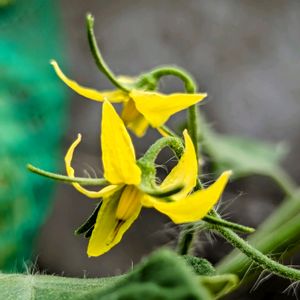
27,164 -> 107,186
182,255 -> 238,298
84,226 -> 94,238
74,202 -> 102,235
140,184 -> 184,198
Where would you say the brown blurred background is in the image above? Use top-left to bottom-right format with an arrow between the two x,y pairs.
34,1 -> 300,297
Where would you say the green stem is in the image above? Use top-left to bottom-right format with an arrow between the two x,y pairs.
138,136 -> 184,189
158,125 -> 179,138
212,224 -> 300,281
216,190 -> 300,278
27,164 -> 107,186
86,14 -> 129,92
203,215 -> 255,234
149,66 -> 199,154
149,66 -> 201,255
149,66 -> 197,92
177,224 -> 196,255
140,136 -> 184,164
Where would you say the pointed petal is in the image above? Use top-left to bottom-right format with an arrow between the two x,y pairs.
150,171 -> 232,224
50,60 -> 127,102
87,189 -> 142,256
130,90 -> 207,127
65,134 -> 120,198
102,101 -> 141,185
159,130 -> 198,200
121,100 -> 149,137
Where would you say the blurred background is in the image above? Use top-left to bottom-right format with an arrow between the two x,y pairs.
1,1 -> 300,299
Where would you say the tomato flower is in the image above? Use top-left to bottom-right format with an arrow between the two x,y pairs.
51,60 -> 207,137
65,101 -> 231,256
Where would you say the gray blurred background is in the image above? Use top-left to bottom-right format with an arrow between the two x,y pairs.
35,0 -> 299,297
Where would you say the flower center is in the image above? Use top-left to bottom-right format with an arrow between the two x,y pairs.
116,185 -> 142,221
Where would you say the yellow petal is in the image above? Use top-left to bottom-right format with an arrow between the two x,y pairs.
117,75 -> 137,85
150,171 -> 232,224
87,188 -> 142,256
65,134 -> 120,198
130,90 -> 207,127
121,99 -> 149,137
50,60 -> 127,102
160,129 -> 198,200
102,101 -> 141,185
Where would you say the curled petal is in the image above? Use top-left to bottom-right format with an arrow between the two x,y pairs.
51,60 -> 127,102
130,90 -> 207,127
87,189 -> 142,256
65,134 -> 120,198
160,129 -> 198,200
102,101 -> 141,185
150,171 -> 232,224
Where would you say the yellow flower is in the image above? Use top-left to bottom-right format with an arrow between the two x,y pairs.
51,60 -> 207,137
65,101 -> 231,256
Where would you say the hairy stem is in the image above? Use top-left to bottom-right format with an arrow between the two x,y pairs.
203,215 -> 255,234
27,164 -> 107,186
216,190 -> 300,278
213,224 -> 300,281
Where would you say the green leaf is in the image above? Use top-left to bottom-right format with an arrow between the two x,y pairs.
0,273 -> 121,300
198,274 -> 239,300
0,250 -> 217,300
202,125 -> 287,179
76,249 -> 213,300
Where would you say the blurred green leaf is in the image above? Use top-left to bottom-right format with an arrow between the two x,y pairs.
202,124 -> 287,179
0,273 -> 121,300
1,250 -> 237,300
198,274 -> 239,300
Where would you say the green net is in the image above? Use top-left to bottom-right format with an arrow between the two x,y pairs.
0,0 -> 67,271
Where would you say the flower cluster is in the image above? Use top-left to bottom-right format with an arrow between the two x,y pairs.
65,100 -> 231,256
30,14 -> 231,257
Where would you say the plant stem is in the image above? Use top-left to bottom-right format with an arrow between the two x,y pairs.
140,136 -> 184,164
86,14 -> 129,92
177,224 -> 196,255
27,164 -> 107,186
216,190 -> 300,278
202,215 -> 255,234
149,66 -> 197,92
149,65 -> 202,255
212,224 -> 300,281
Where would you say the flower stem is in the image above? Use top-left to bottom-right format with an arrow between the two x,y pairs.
212,223 -> 300,281
27,164 -> 107,186
216,190 -> 300,278
177,224 -> 196,255
149,65 -> 202,255
202,215 -> 255,234
86,14 -> 129,92
148,66 -> 200,153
